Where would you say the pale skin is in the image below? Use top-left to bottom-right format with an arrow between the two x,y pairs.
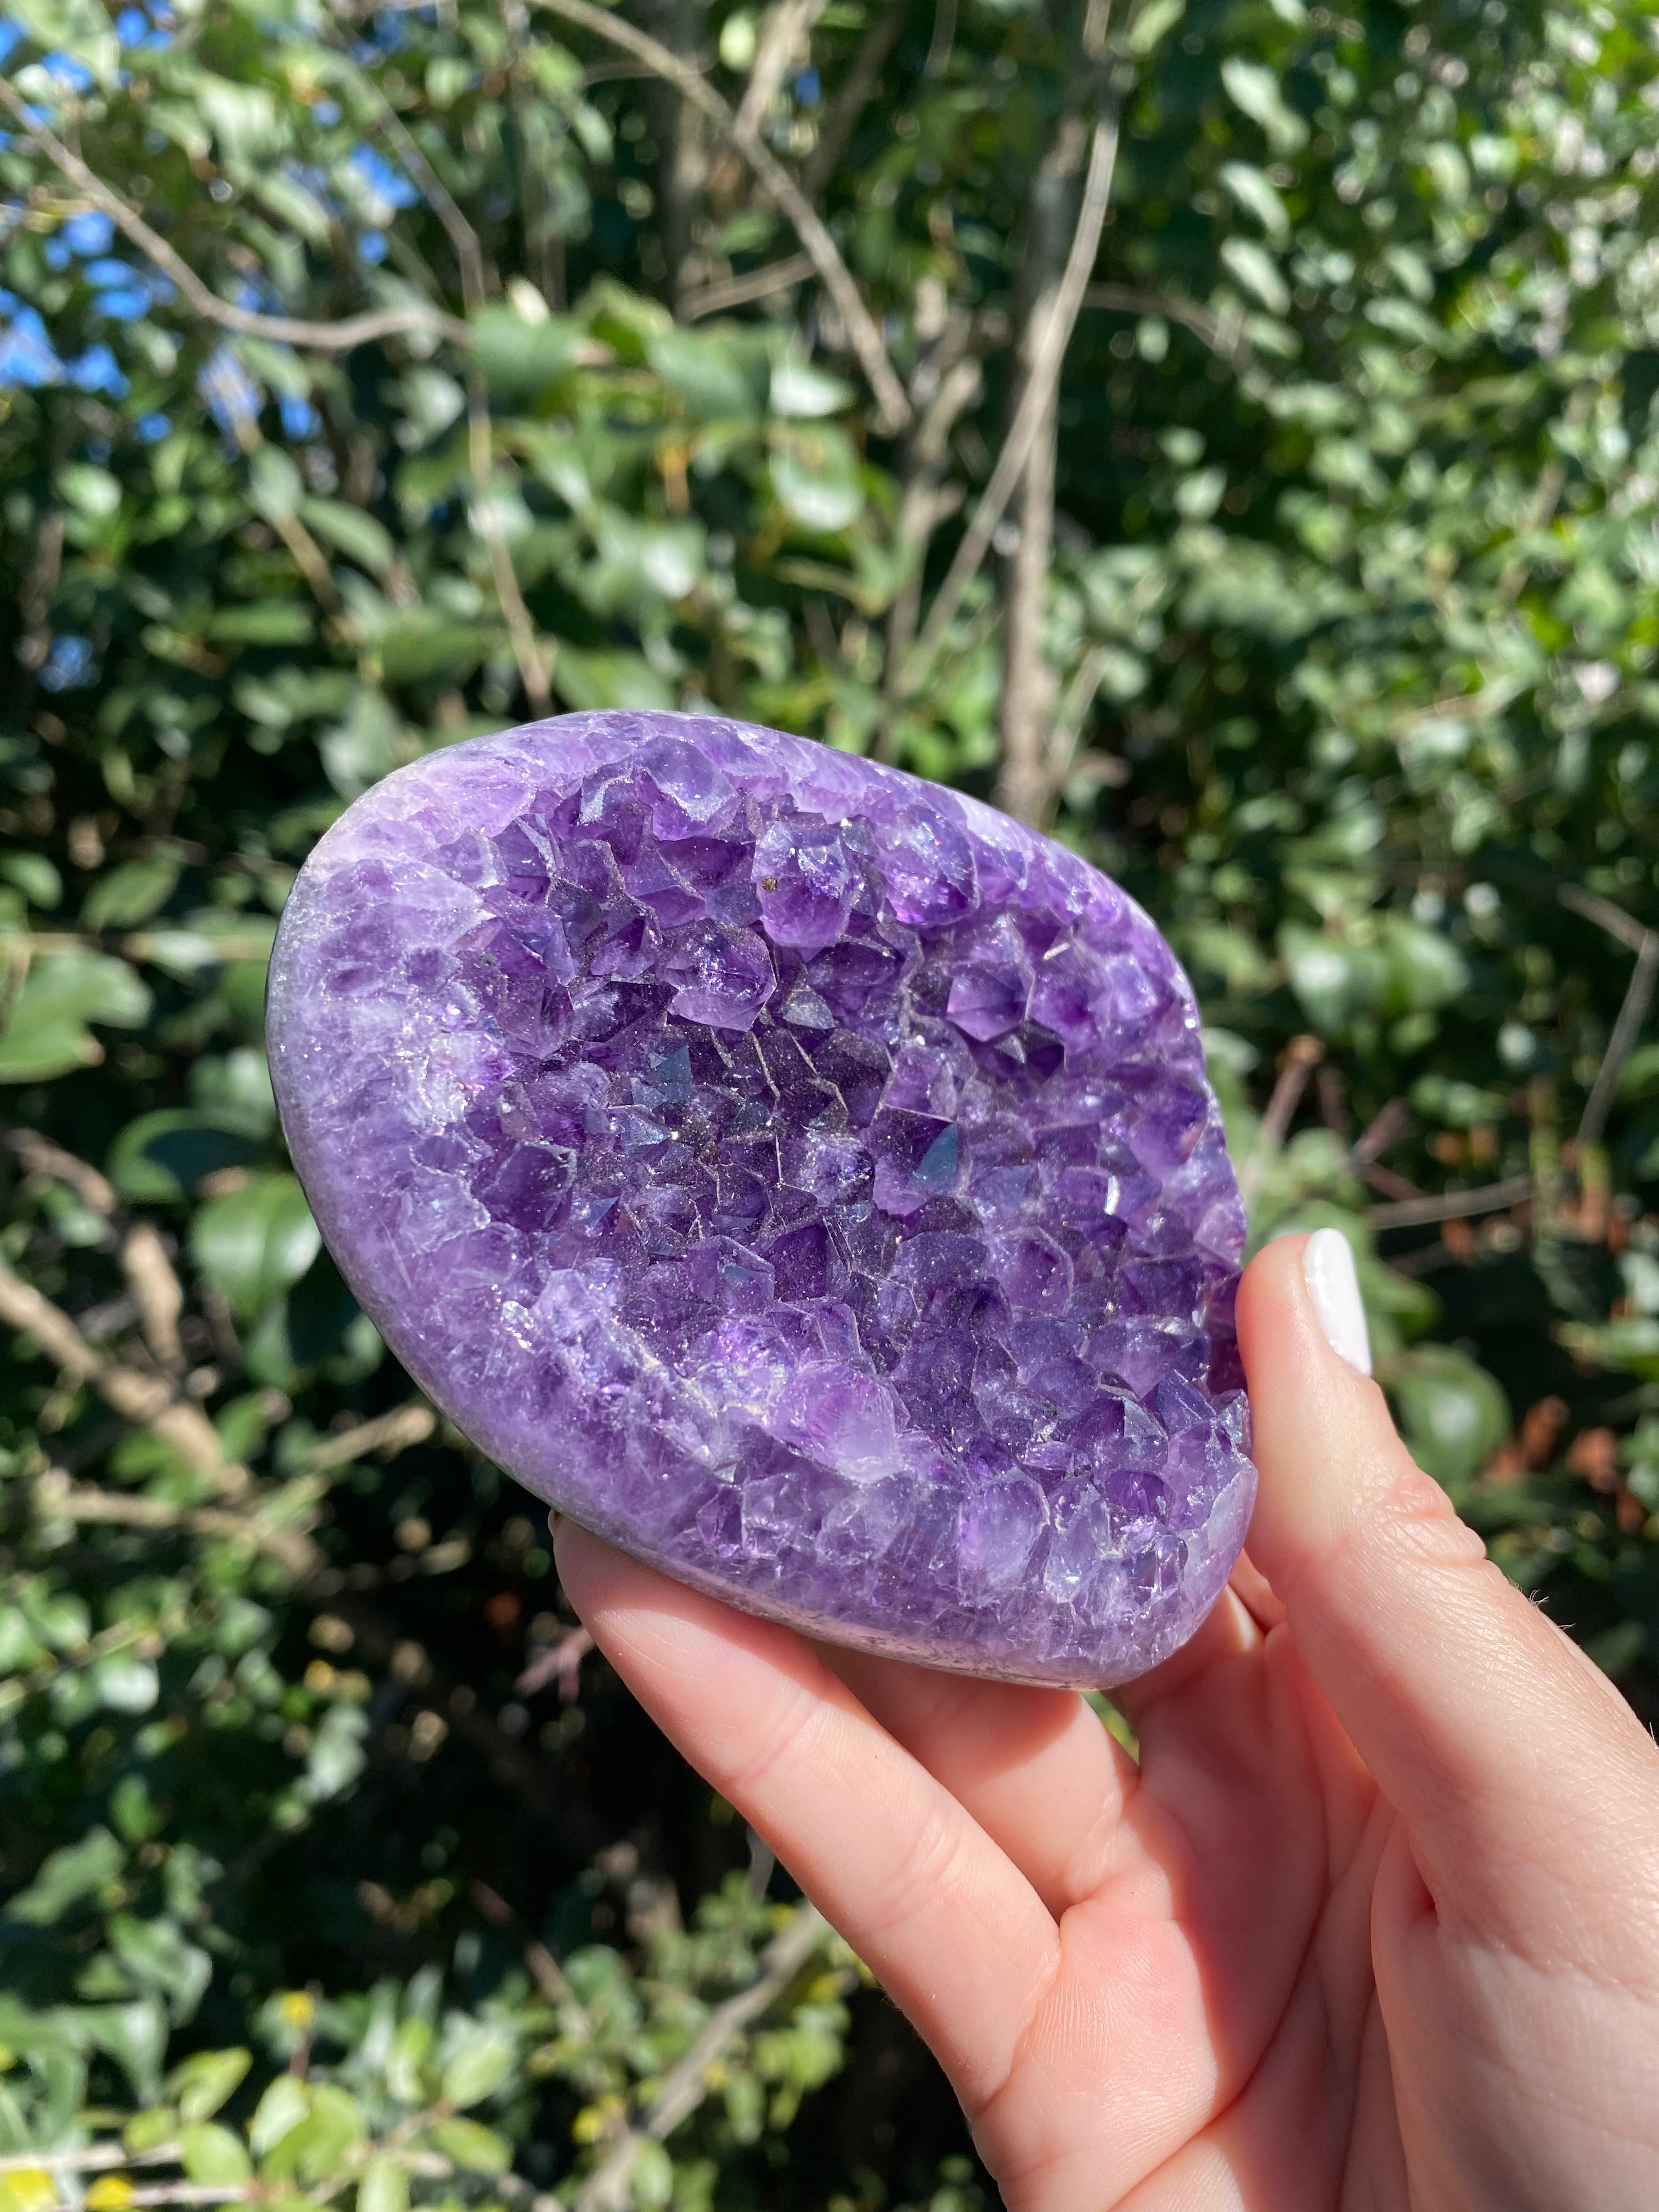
553,1234 -> 1659,2210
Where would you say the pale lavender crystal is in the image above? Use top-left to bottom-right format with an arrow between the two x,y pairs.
266,712 -> 1252,1685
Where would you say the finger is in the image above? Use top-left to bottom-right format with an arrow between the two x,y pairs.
1238,1230 -> 1659,1926
821,1651 -> 1141,1916
553,1521 -> 1060,2109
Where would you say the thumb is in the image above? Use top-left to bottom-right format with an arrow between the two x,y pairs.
1238,1230 -> 1656,1917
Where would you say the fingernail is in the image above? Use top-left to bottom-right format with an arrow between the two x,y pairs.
1302,1227 -> 1373,1376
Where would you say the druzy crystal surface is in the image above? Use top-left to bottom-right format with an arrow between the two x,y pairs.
267,712 -> 1251,1684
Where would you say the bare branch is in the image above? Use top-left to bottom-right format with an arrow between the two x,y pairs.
1577,930 -> 1659,1154
529,0 -> 911,430
33,1470 -> 323,1581
0,1263 -> 246,1494
571,1905 -> 832,2212
736,0 -> 830,140
682,251 -> 814,318
3,1126 -> 117,1214
1367,1174 -> 1534,1232
515,1623 -> 594,1699
303,1401 -> 436,1473
1239,1035 -> 1324,1209
1082,282 -> 1248,364
906,102 -> 1121,684
0,79 -> 467,352
1559,880 -> 1654,957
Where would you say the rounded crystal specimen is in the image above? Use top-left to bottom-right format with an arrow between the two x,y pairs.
267,712 -> 1251,1684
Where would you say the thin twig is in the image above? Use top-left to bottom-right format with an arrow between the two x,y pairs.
0,1264 -> 245,1494
1367,1174 -> 1534,1231
529,0 -> 910,430
1576,932 -> 1659,1153
571,1906 -> 831,2212
1082,282 -> 1248,364
33,1470 -> 323,1579
905,100 -> 1120,684
0,80 -> 467,352
1238,1036 -> 1323,1209
682,251 -> 814,319
303,1401 -> 436,1472
515,1623 -> 594,1699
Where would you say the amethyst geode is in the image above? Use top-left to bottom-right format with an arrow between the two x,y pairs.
267,712 -> 1251,1684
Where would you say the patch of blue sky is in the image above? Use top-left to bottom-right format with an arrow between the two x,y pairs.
0,298 -> 63,387
348,143 -> 419,209
0,21 -> 21,66
67,342 -> 128,396
313,97 -> 341,126
64,211 -> 116,255
92,282 -> 151,320
84,257 -> 138,288
280,394 -> 321,438
41,636 -> 97,692
359,230 -> 388,265
136,410 -> 171,443
42,52 -> 97,92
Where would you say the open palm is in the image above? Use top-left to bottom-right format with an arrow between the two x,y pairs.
556,1237 -> 1659,2211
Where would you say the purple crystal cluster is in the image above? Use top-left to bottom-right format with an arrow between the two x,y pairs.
267,712 -> 1251,1685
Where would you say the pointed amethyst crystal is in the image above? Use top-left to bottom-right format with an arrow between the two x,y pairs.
267,712 -> 1251,1685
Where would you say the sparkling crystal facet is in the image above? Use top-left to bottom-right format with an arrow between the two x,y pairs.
267,712 -> 1251,1684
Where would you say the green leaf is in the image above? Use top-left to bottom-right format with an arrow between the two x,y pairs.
1389,1347 -> 1511,1488
1127,0 -> 1184,53
551,649 -> 675,713
1218,163 -> 1290,240
82,857 -> 180,932
471,304 -> 584,404
441,2030 -> 515,2110
177,2125 -> 252,2187
0,952 -> 151,1082
250,2076 -> 311,2158
261,2085 -> 364,2185
357,2158 -> 409,2212
1221,58 -> 1309,153
1219,238 -> 1290,314
191,1172 -> 321,1318
301,499 -> 394,577
425,2118 -> 509,2175
647,328 -> 760,420
6,1830 -> 124,1926
109,1917 -> 212,2020
108,1111 -> 262,1204
771,427 -> 865,533
167,2047 -> 252,2124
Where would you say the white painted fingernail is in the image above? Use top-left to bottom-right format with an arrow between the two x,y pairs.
1302,1227 -> 1372,1376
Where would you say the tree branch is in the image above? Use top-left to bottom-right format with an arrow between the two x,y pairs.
529,0 -> 911,430
1239,1035 -> 1324,1210
0,1262 -> 246,1494
0,79 -> 468,352
735,0 -> 830,141
905,99 -> 1120,686
33,1470 -> 323,1581
682,251 -> 814,318
1558,886 -> 1659,1152
1367,1174 -> 1534,1231
1082,282 -> 1248,364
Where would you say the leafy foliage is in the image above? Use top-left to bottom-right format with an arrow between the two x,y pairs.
3,0 -> 1659,2202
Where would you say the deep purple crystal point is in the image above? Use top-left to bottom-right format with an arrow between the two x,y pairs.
267,712 -> 1251,1685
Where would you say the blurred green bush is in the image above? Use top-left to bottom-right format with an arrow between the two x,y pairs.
3,0 -> 1659,2203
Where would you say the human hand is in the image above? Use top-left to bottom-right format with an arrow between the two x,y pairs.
554,1231 -> 1659,2210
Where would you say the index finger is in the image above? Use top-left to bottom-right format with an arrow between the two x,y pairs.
552,1520 -> 1061,2113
